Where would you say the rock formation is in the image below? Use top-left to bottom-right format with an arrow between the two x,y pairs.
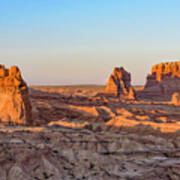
139,61 -> 180,100
171,92 -> 180,105
105,67 -> 134,97
0,65 -> 32,125
128,86 -> 136,100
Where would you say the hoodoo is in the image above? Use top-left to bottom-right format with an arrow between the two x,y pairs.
0,65 -> 32,125
105,67 -> 134,98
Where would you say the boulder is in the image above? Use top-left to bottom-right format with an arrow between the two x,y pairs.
0,65 -> 32,125
105,67 -> 134,97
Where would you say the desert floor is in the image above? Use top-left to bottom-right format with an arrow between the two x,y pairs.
0,85 -> 180,180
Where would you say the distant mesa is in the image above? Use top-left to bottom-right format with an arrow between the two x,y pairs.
104,67 -> 136,99
145,61 -> 180,87
0,65 -> 32,125
139,61 -> 180,100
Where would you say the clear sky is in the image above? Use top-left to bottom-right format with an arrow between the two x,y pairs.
0,0 -> 180,85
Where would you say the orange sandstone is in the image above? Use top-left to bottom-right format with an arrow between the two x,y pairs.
105,67 -> 135,98
0,65 -> 32,125
171,92 -> 180,106
139,61 -> 180,99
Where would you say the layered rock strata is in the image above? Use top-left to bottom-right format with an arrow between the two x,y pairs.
0,65 -> 32,125
105,67 -> 134,97
139,61 -> 180,99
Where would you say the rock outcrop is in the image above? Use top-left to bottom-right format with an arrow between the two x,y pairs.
139,61 -> 180,100
0,122 -> 180,180
128,86 -> 136,100
105,67 -> 134,97
171,92 -> 180,106
0,65 -> 32,125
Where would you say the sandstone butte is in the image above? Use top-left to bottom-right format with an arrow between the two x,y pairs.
140,61 -> 180,99
104,67 -> 136,98
0,65 -> 32,125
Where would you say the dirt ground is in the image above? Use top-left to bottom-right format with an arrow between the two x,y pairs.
0,86 -> 180,179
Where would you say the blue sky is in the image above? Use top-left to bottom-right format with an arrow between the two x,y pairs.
0,0 -> 180,85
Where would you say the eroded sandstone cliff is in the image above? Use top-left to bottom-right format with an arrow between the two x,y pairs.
139,61 -> 180,100
0,65 -> 32,125
105,67 -> 135,98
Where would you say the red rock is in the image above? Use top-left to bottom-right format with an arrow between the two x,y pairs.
128,87 -> 136,100
171,92 -> 180,106
105,67 -> 133,97
0,65 -> 32,125
146,62 -> 180,87
139,61 -> 180,100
